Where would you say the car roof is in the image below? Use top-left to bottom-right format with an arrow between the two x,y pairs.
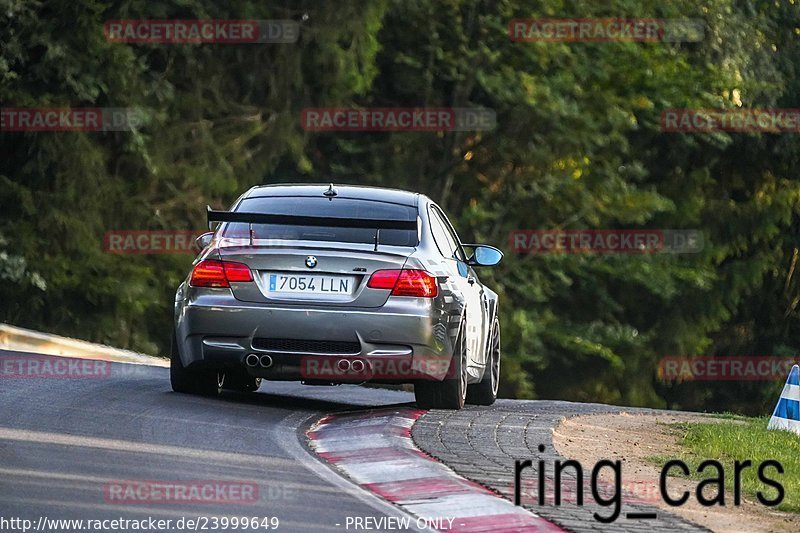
244,183 -> 420,207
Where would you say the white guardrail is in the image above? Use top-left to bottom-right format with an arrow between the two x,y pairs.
0,323 -> 168,367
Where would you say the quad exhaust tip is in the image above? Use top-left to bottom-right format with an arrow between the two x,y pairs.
245,354 -> 273,368
337,358 -> 370,373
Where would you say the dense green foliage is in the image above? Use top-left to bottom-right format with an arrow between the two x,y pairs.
2,0 -> 798,413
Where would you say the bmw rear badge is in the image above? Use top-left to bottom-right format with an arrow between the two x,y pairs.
305,256 -> 318,269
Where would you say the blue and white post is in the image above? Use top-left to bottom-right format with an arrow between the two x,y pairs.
767,364 -> 800,436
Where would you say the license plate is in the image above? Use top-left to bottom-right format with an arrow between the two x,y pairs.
267,273 -> 353,295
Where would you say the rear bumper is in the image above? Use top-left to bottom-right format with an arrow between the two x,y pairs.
174,287 -> 455,382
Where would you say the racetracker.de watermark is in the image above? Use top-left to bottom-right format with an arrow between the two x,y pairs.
300,108 -> 496,132
514,477 -> 661,506
103,480 -> 259,505
1,108 -> 143,132
658,356 -> 799,381
0,355 -> 111,379
1,516 -> 279,532
509,229 -> 703,254
104,231 -> 205,254
661,109 -> 800,133
103,19 -> 299,44
508,18 -> 704,42
300,354 -> 456,381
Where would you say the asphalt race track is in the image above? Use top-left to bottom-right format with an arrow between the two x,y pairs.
0,350 -> 419,533
0,349 -> 706,533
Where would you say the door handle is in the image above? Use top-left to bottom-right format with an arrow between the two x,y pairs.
467,276 -> 476,285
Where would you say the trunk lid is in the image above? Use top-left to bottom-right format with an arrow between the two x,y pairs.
216,238 -> 411,307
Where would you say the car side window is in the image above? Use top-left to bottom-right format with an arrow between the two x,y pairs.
430,206 -> 467,263
433,207 -> 466,262
429,208 -> 456,259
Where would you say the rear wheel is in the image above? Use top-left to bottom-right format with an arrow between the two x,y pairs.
466,318 -> 500,406
170,334 -> 223,396
414,320 -> 468,410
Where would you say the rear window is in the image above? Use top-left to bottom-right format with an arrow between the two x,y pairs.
221,196 -> 419,246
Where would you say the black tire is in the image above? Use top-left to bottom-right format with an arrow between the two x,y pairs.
170,334 -> 223,396
414,320 -> 468,410
466,317 -> 500,406
222,368 -> 262,392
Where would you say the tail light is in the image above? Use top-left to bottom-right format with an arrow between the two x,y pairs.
190,259 -> 253,288
367,269 -> 438,298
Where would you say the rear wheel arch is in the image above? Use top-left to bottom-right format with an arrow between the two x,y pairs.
414,315 -> 468,410
466,316 -> 500,406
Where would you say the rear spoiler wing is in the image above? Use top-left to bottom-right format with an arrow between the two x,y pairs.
207,208 -> 418,250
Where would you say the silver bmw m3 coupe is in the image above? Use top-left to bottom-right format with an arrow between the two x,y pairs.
171,183 -> 502,409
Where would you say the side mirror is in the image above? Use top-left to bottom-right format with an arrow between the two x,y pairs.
464,244 -> 503,267
195,232 -> 214,250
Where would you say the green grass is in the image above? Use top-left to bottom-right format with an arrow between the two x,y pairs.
652,416 -> 800,513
